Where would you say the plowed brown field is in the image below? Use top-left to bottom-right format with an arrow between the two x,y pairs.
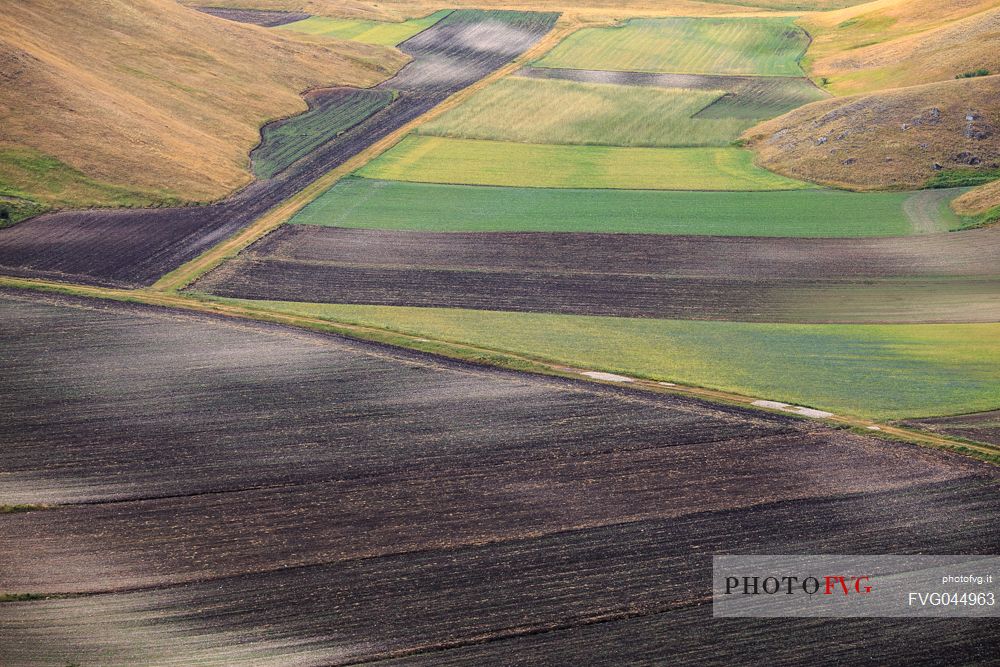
193,226 -> 1000,321
1,291 -> 997,665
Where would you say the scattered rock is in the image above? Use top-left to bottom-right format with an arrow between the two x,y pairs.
816,136 -> 828,145
900,123 -> 910,130
955,152 -> 981,165
965,122 -> 994,140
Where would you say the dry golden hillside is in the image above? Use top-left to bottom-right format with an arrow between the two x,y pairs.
743,76 -> 1000,191
179,0 -> 796,22
954,179 -> 1000,217
0,0 -> 405,209
805,4 -> 1000,94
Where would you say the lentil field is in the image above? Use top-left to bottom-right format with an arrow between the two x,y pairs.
1,292 -> 997,665
358,135 -> 810,190
251,88 -> 395,179
287,177 -> 944,237
193,296 -> 1000,420
417,77 -> 749,147
532,17 -> 812,76
277,10 -> 453,47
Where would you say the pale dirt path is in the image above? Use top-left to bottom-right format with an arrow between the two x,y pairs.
902,187 -> 964,234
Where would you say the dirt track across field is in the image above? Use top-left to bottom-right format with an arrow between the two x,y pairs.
1,291 -> 997,666
904,410 -> 1000,447
0,11 -> 559,288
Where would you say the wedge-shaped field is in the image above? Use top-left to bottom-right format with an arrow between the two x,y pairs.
2,291 -> 997,665
195,7 -> 310,27
0,10 -> 559,287
252,88 -> 395,179
517,67 -> 828,120
418,77 -> 749,147
199,297 -> 1000,420
290,177 -> 945,237
533,17 -> 810,76
278,9 -> 452,46
904,410 -> 1000,447
358,136 -> 809,190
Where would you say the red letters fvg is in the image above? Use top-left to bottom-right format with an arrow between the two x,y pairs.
724,575 -> 872,595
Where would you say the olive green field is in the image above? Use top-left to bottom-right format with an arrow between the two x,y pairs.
533,17 -> 811,77
358,136 -> 810,190
418,77 -> 751,147
291,177 -> 962,237
197,296 -> 1000,421
278,10 -> 452,47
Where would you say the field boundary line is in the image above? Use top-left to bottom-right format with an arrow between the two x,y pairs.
150,15 -> 589,294
2,275 -> 996,464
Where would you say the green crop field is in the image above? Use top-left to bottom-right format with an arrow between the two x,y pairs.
290,177 -> 934,237
533,17 -> 810,76
419,77 -> 751,147
278,10 -> 452,47
199,297 -> 1000,420
253,89 -> 395,179
357,136 -> 810,191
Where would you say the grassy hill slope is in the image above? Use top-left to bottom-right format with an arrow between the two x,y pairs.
744,76 -> 999,191
805,4 -> 1000,94
0,0 -> 404,213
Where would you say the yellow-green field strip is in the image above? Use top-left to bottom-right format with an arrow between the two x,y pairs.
1,275 -> 996,465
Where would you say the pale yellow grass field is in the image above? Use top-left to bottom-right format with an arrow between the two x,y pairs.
805,5 -> 1000,94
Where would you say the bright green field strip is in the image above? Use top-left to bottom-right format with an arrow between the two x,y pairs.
292,177 -> 921,237
357,136 -> 810,191
418,77 -> 751,147
533,17 -> 810,77
200,298 -> 1000,420
277,10 -> 451,46
253,89 -> 395,179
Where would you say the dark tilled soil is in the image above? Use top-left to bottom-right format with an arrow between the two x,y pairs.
194,7 -> 311,27
193,226 -> 1000,318
0,291 -> 997,665
903,410 -> 1000,447
0,11 -> 559,287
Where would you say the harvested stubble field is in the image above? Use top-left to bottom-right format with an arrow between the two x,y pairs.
533,17 -> 811,76
251,87 -> 395,179
1,292 -> 997,665
277,9 -> 453,46
290,177 -> 951,237
358,135 -> 809,190
0,10 -> 559,287
418,77 -> 750,147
